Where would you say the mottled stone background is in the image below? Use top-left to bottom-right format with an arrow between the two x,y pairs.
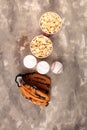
0,0 -> 87,130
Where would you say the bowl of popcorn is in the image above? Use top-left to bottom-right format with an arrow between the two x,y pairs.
30,35 -> 53,58
39,12 -> 62,35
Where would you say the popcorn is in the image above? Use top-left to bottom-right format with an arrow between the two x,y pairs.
30,35 -> 53,58
39,12 -> 62,35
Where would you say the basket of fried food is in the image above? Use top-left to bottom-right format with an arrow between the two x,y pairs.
15,72 -> 51,106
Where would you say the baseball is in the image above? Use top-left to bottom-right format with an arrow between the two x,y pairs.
36,61 -> 50,74
23,55 -> 37,69
51,61 -> 63,74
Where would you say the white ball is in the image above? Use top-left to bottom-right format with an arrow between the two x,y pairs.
23,55 -> 37,69
36,61 -> 50,74
51,61 -> 63,74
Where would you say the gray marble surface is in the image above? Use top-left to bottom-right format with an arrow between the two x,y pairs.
0,0 -> 87,130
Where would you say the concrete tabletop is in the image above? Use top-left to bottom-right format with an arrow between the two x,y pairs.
0,0 -> 87,130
